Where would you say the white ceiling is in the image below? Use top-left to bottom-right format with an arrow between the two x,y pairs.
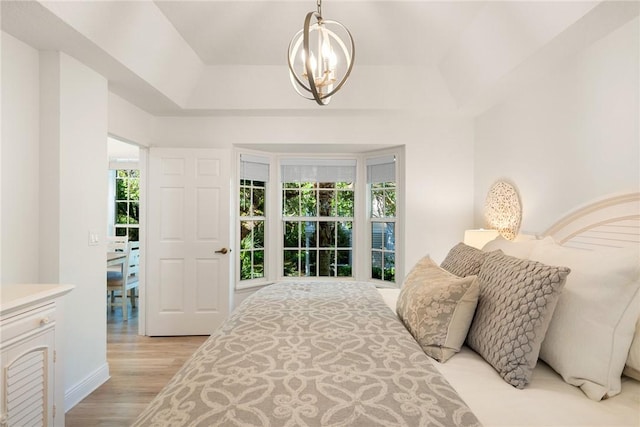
2,1 -> 638,117
153,0 -> 485,66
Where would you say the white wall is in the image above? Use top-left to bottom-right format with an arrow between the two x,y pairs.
53,52 -> 110,409
2,36 -> 110,410
108,92 -> 154,147
152,113 -> 476,269
474,17 -> 639,234
1,33 -> 40,283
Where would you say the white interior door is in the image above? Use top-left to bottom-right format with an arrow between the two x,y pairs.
146,148 -> 231,336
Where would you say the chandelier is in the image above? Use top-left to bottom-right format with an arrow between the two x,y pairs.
287,0 -> 355,106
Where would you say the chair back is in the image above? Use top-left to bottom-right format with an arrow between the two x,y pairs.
126,241 -> 141,284
107,236 -> 128,252
107,240 -> 140,286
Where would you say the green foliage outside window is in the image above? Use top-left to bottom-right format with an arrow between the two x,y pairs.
282,182 -> 354,278
239,180 -> 266,280
114,170 -> 140,241
371,181 -> 396,283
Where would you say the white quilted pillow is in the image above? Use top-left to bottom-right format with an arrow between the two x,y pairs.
530,240 -> 640,400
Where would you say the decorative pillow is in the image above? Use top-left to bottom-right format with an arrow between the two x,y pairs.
397,256 -> 479,363
529,240 -> 640,400
440,242 -> 492,277
466,251 -> 570,389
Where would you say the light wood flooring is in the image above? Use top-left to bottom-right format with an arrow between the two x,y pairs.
65,304 -> 208,426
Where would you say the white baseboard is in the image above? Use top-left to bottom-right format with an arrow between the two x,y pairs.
64,362 -> 110,412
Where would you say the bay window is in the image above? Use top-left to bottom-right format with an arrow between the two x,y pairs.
236,150 -> 401,287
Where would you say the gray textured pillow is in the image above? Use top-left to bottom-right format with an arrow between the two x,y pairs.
397,256 -> 479,362
466,252 -> 570,388
441,242 -> 491,277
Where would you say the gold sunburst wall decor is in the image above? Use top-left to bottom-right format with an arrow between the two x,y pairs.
484,181 -> 522,240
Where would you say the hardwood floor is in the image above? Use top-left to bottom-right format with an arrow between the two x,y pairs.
65,304 -> 209,426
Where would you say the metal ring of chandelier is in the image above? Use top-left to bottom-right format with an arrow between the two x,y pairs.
287,11 -> 355,106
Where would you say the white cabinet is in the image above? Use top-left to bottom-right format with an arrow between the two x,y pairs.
0,284 -> 73,427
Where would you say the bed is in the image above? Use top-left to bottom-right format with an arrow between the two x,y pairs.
133,193 -> 640,427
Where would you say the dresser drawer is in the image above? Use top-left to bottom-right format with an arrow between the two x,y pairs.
0,303 -> 56,345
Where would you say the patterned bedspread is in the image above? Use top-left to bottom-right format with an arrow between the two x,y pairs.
133,282 -> 481,427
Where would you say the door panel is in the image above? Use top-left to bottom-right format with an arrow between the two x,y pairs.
147,148 -> 231,335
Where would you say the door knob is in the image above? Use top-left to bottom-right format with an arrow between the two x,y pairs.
215,248 -> 229,254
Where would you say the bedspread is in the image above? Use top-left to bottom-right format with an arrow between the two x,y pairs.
133,282 -> 481,427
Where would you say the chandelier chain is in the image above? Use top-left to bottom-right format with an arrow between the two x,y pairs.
317,0 -> 322,17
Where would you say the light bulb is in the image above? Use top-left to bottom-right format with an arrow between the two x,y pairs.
308,52 -> 317,78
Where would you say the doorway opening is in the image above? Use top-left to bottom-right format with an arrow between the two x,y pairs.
107,136 -> 144,334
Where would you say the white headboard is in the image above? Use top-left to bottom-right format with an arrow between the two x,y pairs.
543,193 -> 640,250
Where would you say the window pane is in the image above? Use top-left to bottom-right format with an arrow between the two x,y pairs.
318,189 -> 335,217
240,187 -> 251,216
301,189 -> 316,216
115,227 -> 127,237
301,250 -> 317,277
371,190 -> 384,218
384,253 -> 395,282
116,202 -> 128,224
384,223 -> 395,250
337,222 -> 352,247
318,250 -> 333,276
253,250 -> 264,278
129,179 -> 140,201
337,190 -> 354,216
116,178 -> 128,200
371,223 -> 384,249
384,190 -> 396,217
128,202 -> 139,224
371,252 -> 383,280
283,190 -> 300,216
284,222 -> 300,248
254,221 -> 264,249
240,251 -> 252,280
240,221 -> 252,249
318,222 -> 335,248
303,221 -> 317,248
283,250 -> 300,276
253,188 -> 265,216
337,250 -> 352,277
253,180 -> 266,188
128,228 -> 139,242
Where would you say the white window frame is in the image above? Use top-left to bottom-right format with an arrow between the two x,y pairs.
366,152 -> 400,286
108,161 -> 140,241
279,156 -> 358,280
234,148 -> 403,290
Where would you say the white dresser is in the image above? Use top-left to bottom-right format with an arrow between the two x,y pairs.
0,284 -> 73,427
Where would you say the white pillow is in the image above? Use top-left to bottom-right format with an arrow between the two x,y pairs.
530,240 -> 640,400
623,317 -> 640,380
481,235 -> 546,259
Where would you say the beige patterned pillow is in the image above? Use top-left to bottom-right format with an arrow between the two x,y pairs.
466,252 -> 570,388
397,256 -> 479,363
441,242 -> 492,277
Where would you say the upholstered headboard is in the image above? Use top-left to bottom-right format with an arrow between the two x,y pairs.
543,193 -> 640,250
